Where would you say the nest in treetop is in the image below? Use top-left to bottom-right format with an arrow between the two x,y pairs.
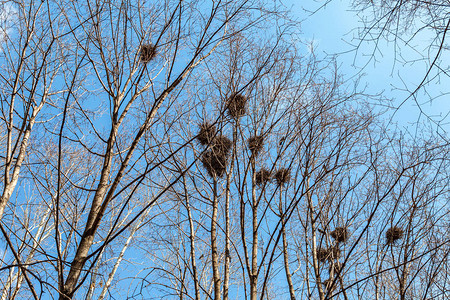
248,135 -> 264,156
386,226 -> 404,244
317,248 -> 329,263
201,150 -> 228,178
322,278 -> 337,293
211,135 -> 232,156
317,246 -> 340,263
255,168 -> 271,186
275,168 -> 290,186
201,135 -> 232,178
226,93 -> 247,118
197,122 -> 216,146
331,227 -> 349,243
140,43 -> 157,63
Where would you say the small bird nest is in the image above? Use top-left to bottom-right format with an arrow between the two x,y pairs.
197,122 -> 216,146
212,135 -> 232,156
201,151 -> 227,178
275,168 -> 290,186
386,226 -> 404,244
140,43 -> 157,63
226,93 -> 247,118
255,168 -> 271,186
248,135 -> 264,156
331,227 -> 349,243
322,278 -> 337,293
317,248 -> 329,263
317,246 -> 340,263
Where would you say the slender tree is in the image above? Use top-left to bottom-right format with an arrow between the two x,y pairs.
1,1 -> 449,299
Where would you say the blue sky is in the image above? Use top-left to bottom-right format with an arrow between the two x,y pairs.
0,1 -> 448,298
286,0 -> 450,135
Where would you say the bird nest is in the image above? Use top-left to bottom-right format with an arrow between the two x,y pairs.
226,93 -> 247,118
275,168 -> 290,186
140,43 -> 157,63
201,150 -> 228,178
197,122 -> 216,146
317,246 -> 340,262
255,168 -> 271,186
211,135 -> 232,156
201,134 -> 232,178
386,226 -> 404,244
317,248 -> 329,262
248,135 -> 264,156
331,227 -> 349,243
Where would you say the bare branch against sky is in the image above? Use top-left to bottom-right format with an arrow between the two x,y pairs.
0,1 -> 449,299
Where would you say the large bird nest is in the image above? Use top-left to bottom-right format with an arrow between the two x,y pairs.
201,135 -> 232,178
255,168 -> 271,186
331,227 -> 349,243
197,122 -> 216,146
201,151 -> 228,178
386,226 -> 404,244
317,246 -> 340,262
317,248 -> 329,263
140,43 -> 157,63
275,168 -> 290,186
248,135 -> 264,156
226,93 -> 247,118
211,135 -> 232,156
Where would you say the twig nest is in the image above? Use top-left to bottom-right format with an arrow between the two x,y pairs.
275,168 -> 290,186
197,122 -> 216,146
255,168 -> 271,186
201,151 -> 227,178
201,134 -> 232,178
140,43 -> 157,63
248,135 -> 264,156
212,135 -> 232,156
386,226 -> 403,244
322,278 -> 337,293
331,227 -> 349,243
226,93 -> 247,118
317,246 -> 340,263
317,248 -> 329,263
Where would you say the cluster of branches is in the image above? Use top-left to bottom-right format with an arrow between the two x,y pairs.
0,0 -> 449,299
350,0 -> 450,123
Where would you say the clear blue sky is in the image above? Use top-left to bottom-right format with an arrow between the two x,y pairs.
287,0 -> 450,135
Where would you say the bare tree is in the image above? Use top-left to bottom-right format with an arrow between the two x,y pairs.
348,0 -> 450,122
0,0 -> 302,298
1,1 -> 449,300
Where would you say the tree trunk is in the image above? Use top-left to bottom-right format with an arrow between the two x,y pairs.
211,179 -> 221,300
280,188 -> 295,300
250,163 -> 258,300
